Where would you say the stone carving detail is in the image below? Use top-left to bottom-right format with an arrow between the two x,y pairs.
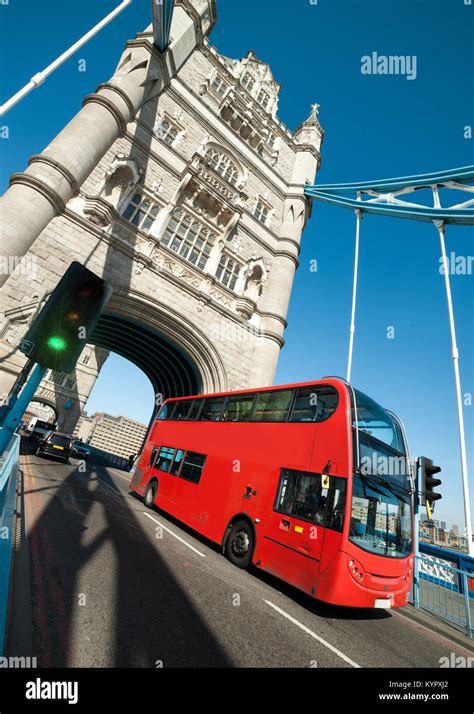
101,155 -> 141,195
85,208 -> 111,228
243,257 -> 268,301
135,236 -> 153,257
195,161 -> 237,202
160,257 -> 203,289
83,195 -> 122,229
235,296 -> 256,321
209,285 -> 234,308
181,178 -> 236,228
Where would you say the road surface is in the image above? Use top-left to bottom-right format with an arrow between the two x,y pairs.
7,439 -> 473,668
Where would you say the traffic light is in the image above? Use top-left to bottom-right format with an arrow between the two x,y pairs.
420,456 -> 442,519
20,262 -> 113,373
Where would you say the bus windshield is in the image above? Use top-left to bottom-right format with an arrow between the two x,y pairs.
352,389 -> 409,491
349,474 -> 412,558
352,389 -> 405,454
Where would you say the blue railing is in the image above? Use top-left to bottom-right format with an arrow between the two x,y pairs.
0,433 -> 20,654
419,543 -> 474,599
411,543 -> 474,638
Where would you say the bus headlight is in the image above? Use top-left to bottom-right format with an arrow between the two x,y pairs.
348,556 -> 365,583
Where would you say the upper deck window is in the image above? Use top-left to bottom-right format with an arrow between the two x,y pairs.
289,386 -> 339,423
172,400 -> 192,421
156,402 -> 175,420
157,385 -> 340,423
252,389 -> 294,422
200,397 -> 226,421
221,394 -> 255,422
187,399 -> 203,420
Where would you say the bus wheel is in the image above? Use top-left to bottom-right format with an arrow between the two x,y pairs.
225,520 -> 254,569
143,480 -> 158,509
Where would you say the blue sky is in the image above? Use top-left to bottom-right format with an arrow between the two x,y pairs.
1,0 -> 473,529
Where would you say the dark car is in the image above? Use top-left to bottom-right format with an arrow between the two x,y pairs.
71,440 -> 91,460
36,432 -> 73,463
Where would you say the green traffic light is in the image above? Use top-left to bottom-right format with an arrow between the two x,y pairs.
47,336 -> 67,351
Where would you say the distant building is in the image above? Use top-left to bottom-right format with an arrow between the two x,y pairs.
436,529 -> 448,546
73,411 -> 148,459
418,519 -> 469,554
73,413 -> 94,443
452,524 -> 459,535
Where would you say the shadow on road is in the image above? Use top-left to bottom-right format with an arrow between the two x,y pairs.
14,439 -> 231,667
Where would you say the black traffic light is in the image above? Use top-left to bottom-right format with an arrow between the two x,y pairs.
420,456 -> 442,518
20,262 -> 112,373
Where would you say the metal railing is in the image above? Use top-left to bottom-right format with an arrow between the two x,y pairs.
86,445 -> 131,471
411,551 -> 473,638
0,433 -> 21,654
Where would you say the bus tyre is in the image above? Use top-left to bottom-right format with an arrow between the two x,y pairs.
144,481 -> 157,509
225,520 -> 254,569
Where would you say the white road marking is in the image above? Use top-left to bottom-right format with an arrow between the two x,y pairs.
264,600 -> 361,668
143,511 -> 206,558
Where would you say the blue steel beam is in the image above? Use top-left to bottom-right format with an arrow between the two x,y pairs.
151,0 -> 175,52
304,166 -> 474,225
306,166 -> 474,194
304,189 -> 474,225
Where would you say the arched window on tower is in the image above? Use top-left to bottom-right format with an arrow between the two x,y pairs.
161,207 -> 216,270
241,72 -> 256,92
215,254 -> 242,292
257,89 -> 271,111
122,193 -> 160,232
155,116 -> 180,146
203,147 -> 240,187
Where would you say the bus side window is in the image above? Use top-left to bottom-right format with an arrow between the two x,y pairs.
170,449 -> 185,475
275,469 -> 346,532
155,446 -> 175,472
180,452 -> 206,484
276,470 -> 325,522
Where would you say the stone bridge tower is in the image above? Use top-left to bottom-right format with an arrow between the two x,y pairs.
0,0 -> 323,433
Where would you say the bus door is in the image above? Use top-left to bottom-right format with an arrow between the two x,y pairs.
313,474 -> 347,598
263,469 -> 326,596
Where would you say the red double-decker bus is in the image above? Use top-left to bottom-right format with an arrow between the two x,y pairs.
130,377 -> 414,608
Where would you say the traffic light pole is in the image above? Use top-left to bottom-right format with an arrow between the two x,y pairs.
0,364 -> 46,455
413,458 -> 420,609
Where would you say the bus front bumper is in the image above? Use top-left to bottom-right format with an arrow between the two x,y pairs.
316,550 -> 412,609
